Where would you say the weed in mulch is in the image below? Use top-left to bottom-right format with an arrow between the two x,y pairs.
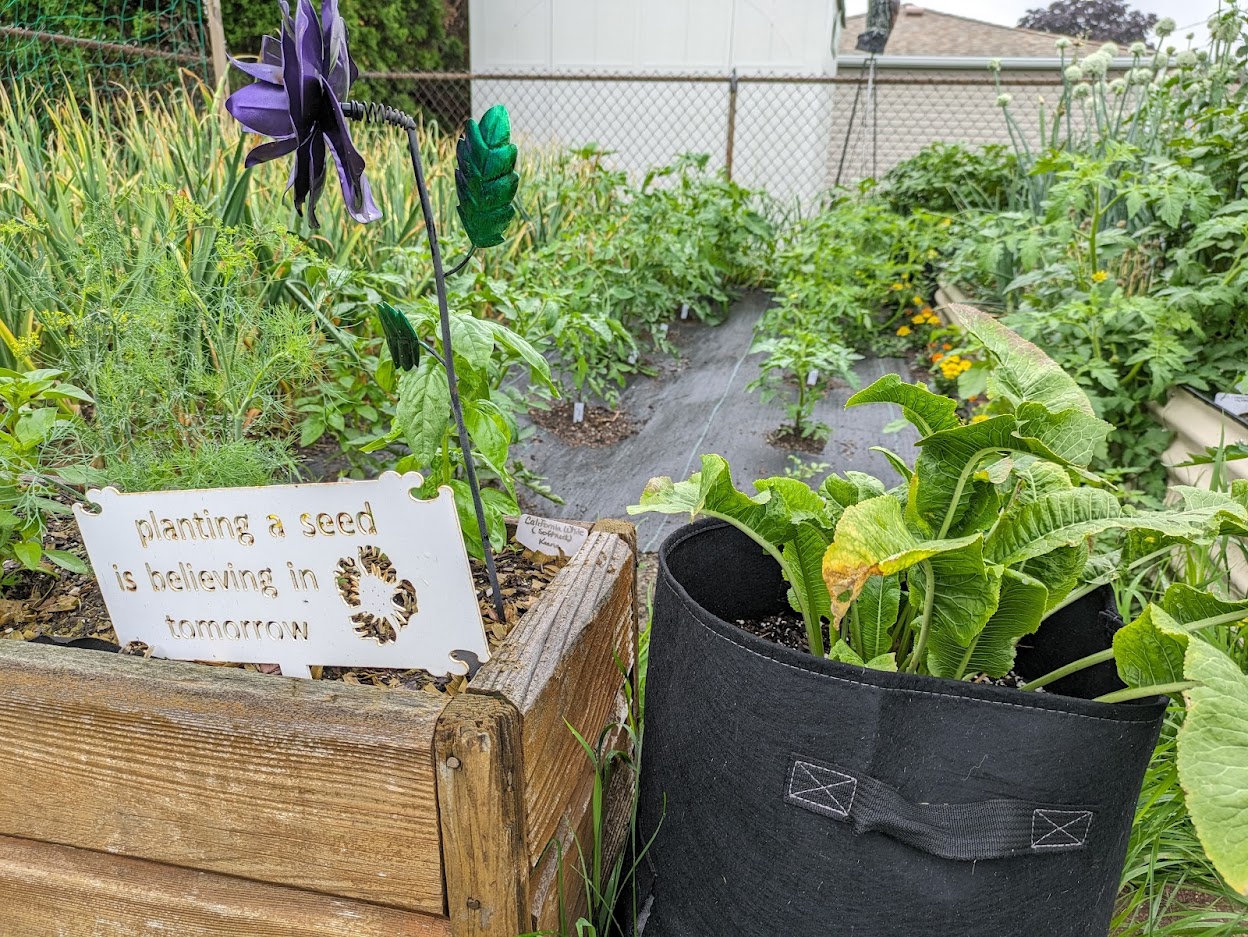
530,401 -> 641,447
3,514 -> 564,696
767,428 -> 828,454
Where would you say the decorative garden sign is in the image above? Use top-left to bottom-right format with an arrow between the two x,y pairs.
73,471 -> 490,679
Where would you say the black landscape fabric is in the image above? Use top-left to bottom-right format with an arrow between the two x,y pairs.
636,520 -> 1166,937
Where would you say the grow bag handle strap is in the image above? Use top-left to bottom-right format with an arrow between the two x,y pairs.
785,756 -> 1095,861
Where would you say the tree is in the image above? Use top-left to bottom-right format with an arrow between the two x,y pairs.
1018,0 -> 1158,44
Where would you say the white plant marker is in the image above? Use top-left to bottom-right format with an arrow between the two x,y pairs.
660,322 -> 669,336
680,303 -> 690,320
573,401 -> 586,423
515,514 -> 589,559
628,351 -> 638,365
1214,392 -> 1248,417
807,369 -> 820,386
73,471 -> 489,679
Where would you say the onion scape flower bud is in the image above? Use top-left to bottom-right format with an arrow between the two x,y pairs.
1100,41 -> 1120,58
1176,49 -> 1199,68
1055,37 -> 1072,50
1064,64 -> 1084,81
225,0 -> 381,227
1109,78 -> 1127,94
1129,41 -> 1147,56
996,93 -> 1012,107
987,58 -> 1002,72
1073,82 -> 1092,99
1156,17 -> 1176,38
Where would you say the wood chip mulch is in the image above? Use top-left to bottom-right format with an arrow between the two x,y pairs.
529,402 -> 641,447
1,509 -> 565,697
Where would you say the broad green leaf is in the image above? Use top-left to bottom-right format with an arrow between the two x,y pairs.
821,495 -> 980,628
913,414 -> 1087,537
376,301 -> 420,372
908,539 -> 1001,651
1160,584 -> 1248,628
828,640 -> 865,665
12,540 -> 41,570
986,487 -> 1222,568
867,653 -> 898,672
756,477 -> 835,527
14,408 -> 56,448
850,573 -> 900,660
463,399 -> 510,472
449,313 -> 495,373
846,373 -> 960,436
396,359 -> 450,467
629,455 -> 805,544
1114,604 -> 1189,690
1177,639 -> 1248,895
781,522 -> 834,627
1015,402 -> 1112,469
870,446 -> 914,482
928,568 -> 1046,678
479,319 -> 557,392
45,549 -> 88,574
456,104 -> 519,248
948,304 -> 1095,416
1014,458 -> 1074,503
1020,544 -> 1086,610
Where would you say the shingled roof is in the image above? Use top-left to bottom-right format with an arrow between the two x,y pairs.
840,5 -> 1074,57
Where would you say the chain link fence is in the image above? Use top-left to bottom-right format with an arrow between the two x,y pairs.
359,68 -> 1082,205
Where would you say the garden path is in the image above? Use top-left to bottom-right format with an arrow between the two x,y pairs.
513,292 -> 920,553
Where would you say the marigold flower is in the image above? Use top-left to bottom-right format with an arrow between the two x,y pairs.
1091,270 -> 1108,283
942,343 -> 952,350
931,352 -> 944,362
912,295 -> 923,306
896,325 -> 912,337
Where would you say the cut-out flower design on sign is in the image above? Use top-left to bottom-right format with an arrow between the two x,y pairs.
335,545 -> 418,644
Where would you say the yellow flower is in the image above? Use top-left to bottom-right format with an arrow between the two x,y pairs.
891,282 -> 904,291
940,218 -> 952,227
896,325 -> 912,337
1091,270 -> 1108,283
912,296 -> 924,306
912,313 -> 926,324
971,414 -> 989,424
927,249 -> 938,259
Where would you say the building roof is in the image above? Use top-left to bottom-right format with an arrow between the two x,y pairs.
839,5 -> 1074,57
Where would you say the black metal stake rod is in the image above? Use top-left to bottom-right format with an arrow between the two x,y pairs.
347,101 -> 506,625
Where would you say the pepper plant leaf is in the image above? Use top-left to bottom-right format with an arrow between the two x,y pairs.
395,358 -> 450,467
455,104 -> 520,249
1177,638 -> 1248,895
820,495 -> 980,630
377,301 -> 420,372
846,373 -> 961,436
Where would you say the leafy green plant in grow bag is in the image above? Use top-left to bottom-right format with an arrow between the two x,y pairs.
631,304 -> 1248,894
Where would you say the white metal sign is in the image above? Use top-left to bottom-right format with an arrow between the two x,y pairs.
73,471 -> 490,679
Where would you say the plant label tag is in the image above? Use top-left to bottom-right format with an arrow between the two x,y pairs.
807,369 -> 820,386
72,471 -> 489,680
573,401 -> 586,423
660,323 -> 669,335
628,351 -> 638,365
680,303 -> 690,320
515,514 -> 589,559
1214,392 -> 1248,417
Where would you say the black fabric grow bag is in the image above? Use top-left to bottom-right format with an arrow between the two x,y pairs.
636,520 -> 1167,937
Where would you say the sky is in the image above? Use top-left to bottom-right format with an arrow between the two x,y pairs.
842,0 -> 1226,42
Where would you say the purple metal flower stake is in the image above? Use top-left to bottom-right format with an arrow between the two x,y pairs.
225,0 -> 511,624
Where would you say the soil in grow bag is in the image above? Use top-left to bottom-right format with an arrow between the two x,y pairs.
636,520 -> 1166,937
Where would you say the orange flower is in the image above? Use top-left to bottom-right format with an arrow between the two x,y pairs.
931,352 -> 945,362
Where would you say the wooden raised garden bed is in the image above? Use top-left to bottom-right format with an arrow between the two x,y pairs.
0,520 -> 637,937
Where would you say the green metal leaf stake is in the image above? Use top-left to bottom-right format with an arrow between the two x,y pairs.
225,0 -> 512,623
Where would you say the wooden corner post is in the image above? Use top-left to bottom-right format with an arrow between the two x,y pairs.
435,693 -> 530,936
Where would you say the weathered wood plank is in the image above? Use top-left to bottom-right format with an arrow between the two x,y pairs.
471,528 -> 637,882
0,642 -> 447,913
435,693 -> 529,937
0,834 -> 452,936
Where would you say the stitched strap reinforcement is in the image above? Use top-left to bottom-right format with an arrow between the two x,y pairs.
785,755 -> 1095,861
